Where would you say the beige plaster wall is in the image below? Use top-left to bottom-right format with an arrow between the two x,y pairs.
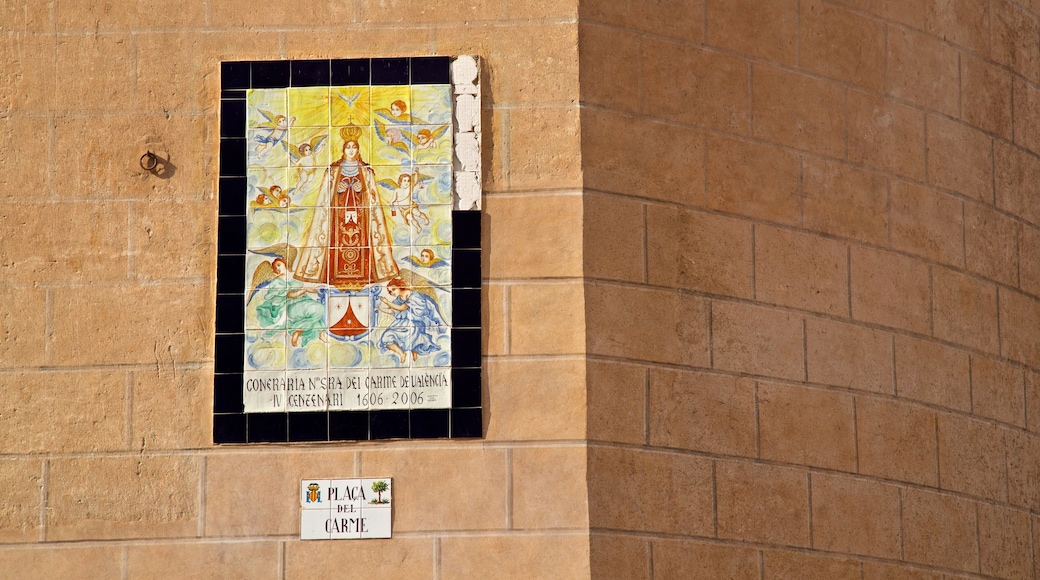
581,0 -> 1040,578
0,1 -> 591,578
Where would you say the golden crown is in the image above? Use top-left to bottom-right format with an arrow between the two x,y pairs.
340,124 -> 363,142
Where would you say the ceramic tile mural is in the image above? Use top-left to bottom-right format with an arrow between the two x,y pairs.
214,58 -> 482,444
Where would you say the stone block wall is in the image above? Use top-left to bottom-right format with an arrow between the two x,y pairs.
581,0 -> 1040,578
0,1 -> 590,577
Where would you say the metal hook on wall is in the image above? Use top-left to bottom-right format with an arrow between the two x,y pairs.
140,151 -> 159,171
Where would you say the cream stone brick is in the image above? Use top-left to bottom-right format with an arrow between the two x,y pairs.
284,29 -> 436,62
895,335 -> 970,411
584,192 -> 644,283
995,140 -> 1040,224
648,368 -> 756,456
800,0 -> 885,91
886,26 -> 959,116
360,0 -> 506,23
965,201 -> 1019,287
752,64 -> 846,158
434,23 -> 579,104
132,200 -> 216,280
583,108 -> 705,206
706,134 -> 801,226
440,535 -> 590,579
802,158 -> 888,245
648,207 -> 755,298
507,0 -> 578,18
137,31 -> 282,113
486,283 -> 506,355
847,89 -> 926,181
890,180 -> 964,267
937,413 -> 1007,501
992,0 -> 1040,83
861,562 -> 942,580
0,287 -> 46,369
712,301 -> 804,381
1020,225 -> 1040,296
54,0 -> 205,31
0,370 -> 125,453
361,448 -> 507,531
588,446 -> 713,535
0,34 -> 55,114
653,540 -> 759,579
586,283 -> 709,366
755,225 -> 848,316
761,550 -> 860,579
484,358 -> 585,441
127,542 -> 279,580
971,355 -> 1025,427
579,24 -> 641,114
716,461 -> 809,547
641,37 -> 749,134
506,107 -> 583,191
806,317 -> 894,394
1014,77 -> 1040,157
0,458 -> 41,543
830,0 -> 926,27
512,446 -> 588,529
706,0 -> 797,65
587,360 -> 644,445
131,368 -> 210,450
850,246 -> 930,332
590,535 -> 649,580
206,451 -> 356,537
581,0 -> 704,42
1000,288 -> 1040,368
758,382 -> 856,471
0,116 -> 51,201
960,53 -> 1013,140
0,1 -> 50,32
924,0 -> 990,54
52,114 -> 209,201
286,538 -> 433,580
54,34 -> 134,112
51,283 -> 209,366
977,503 -> 1033,580
811,473 -> 900,558
0,547 -> 121,579
926,115 -> 993,202
509,282 -> 585,355
212,0 -> 356,26
48,455 -> 198,540
931,266 -> 999,354
1006,429 -> 1040,510
0,202 -> 129,285
901,488 -> 979,572
486,194 -> 583,279
857,396 -> 938,486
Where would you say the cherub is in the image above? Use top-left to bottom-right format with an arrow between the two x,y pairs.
401,248 -> 448,269
374,99 -> 411,125
415,126 -> 449,150
377,172 -> 431,232
286,135 -> 329,193
252,184 -> 294,208
253,110 -> 296,156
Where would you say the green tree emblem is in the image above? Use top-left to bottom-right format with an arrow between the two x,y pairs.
370,480 -> 390,504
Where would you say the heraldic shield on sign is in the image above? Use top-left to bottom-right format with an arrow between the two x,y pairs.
214,57 -> 483,444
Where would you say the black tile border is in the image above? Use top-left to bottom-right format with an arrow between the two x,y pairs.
215,58 -> 480,445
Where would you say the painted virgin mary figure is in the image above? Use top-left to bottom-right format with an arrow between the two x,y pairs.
294,125 -> 400,292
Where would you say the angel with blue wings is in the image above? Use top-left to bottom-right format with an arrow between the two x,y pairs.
286,134 -> 328,194
401,248 -> 449,269
253,109 -> 296,156
248,244 -> 326,347
377,171 -> 432,232
374,122 -> 448,160
376,274 -> 447,363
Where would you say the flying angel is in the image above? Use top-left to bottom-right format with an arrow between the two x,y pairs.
248,244 -> 326,347
286,135 -> 329,193
253,109 -> 295,156
376,269 -> 449,363
401,248 -> 449,269
376,171 -> 432,231
251,184 -> 295,208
